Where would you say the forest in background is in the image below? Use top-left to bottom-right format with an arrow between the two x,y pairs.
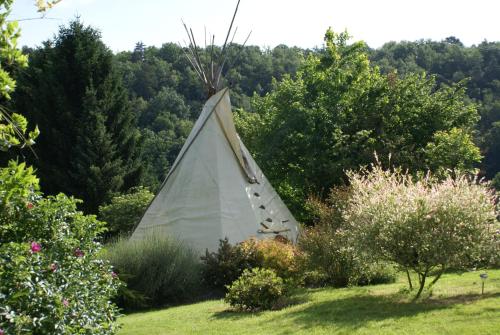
7,20 -> 500,219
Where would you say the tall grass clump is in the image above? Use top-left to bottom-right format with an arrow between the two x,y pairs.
104,234 -> 202,310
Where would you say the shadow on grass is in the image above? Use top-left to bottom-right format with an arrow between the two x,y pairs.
211,290 -> 312,320
271,291 -> 500,333
209,287 -> 500,326
426,292 -> 500,305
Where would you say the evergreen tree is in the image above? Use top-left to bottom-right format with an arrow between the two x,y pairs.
14,20 -> 141,213
131,41 -> 145,63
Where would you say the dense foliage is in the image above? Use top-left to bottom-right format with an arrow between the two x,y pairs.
104,235 -> 202,310
0,161 -> 120,334
236,30 -> 480,220
371,38 -> 500,180
345,165 -> 499,298
224,267 -> 288,311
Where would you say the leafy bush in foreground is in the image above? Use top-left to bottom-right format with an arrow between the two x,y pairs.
104,234 -> 202,310
0,161 -> 120,334
345,165 -> 499,298
225,268 -> 288,311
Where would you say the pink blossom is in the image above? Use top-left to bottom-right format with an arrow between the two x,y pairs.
30,242 -> 41,253
62,299 -> 69,307
26,202 -> 34,209
0,328 -> 4,335
111,271 -> 118,279
74,248 -> 84,257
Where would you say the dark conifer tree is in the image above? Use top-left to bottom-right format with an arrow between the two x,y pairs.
14,20 -> 141,213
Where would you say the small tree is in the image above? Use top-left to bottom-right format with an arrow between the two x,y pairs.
98,186 -> 154,238
345,165 -> 498,298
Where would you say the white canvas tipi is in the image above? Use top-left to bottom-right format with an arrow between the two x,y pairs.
131,88 -> 299,253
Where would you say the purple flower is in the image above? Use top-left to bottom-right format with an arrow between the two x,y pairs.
62,298 -> 69,307
30,242 -> 41,253
0,328 -> 5,335
111,271 -> 118,279
74,248 -> 84,257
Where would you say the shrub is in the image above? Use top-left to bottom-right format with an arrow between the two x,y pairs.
242,238 -> 299,281
298,188 -> 396,287
98,186 -> 154,238
201,237 -> 300,292
201,238 -> 262,291
225,268 -> 288,311
0,161 -> 120,334
104,234 -> 202,310
298,225 -> 396,287
492,172 -> 500,191
345,165 -> 499,298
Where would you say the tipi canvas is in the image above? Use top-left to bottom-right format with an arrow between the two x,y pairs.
131,88 -> 299,253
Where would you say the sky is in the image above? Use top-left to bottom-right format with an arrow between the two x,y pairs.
10,0 -> 500,52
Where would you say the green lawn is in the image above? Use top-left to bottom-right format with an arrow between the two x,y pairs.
119,269 -> 500,335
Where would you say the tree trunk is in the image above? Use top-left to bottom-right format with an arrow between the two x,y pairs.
406,269 -> 413,290
428,265 -> 445,288
414,270 -> 428,300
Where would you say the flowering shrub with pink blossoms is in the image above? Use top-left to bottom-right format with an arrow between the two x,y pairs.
0,161 -> 120,334
345,165 -> 499,299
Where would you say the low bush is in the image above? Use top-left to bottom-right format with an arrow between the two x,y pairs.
242,238 -> 300,281
104,234 -> 202,310
98,186 -> 154,239
201,238 -> 262,292
202,237 -> 301,292
299,188 -> 396,287
225,268 -> 288,311
0,161 -> 120,334
298,225 -> 395,287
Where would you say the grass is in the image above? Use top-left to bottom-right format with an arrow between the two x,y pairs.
118,269 -> 500,335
